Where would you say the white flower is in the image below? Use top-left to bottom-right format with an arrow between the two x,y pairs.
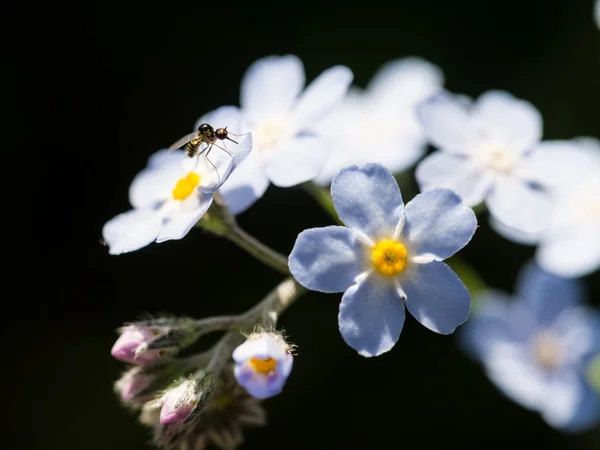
204,55 -> 353,214
416,90 -> 553,235
103,107 -> 252,255
232,331 -> 293,399
596,0 -> 600,29
314,58 -> 444,185
514,137 -> 600,277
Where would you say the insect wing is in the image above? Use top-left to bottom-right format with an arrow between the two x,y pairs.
167,132 -> 198,152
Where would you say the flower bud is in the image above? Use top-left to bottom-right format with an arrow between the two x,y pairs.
111,317 -> 199,366
158,379 -> 199,425
151,372 -> 216,448
114,366 -> 155,405
232,330 -> 294,399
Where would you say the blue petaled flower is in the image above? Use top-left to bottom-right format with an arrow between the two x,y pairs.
233,331 -> 294,399
288,163 -> 477,357
461,262 -> 600,432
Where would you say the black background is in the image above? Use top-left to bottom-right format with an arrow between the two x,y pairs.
12,0 -> 600,449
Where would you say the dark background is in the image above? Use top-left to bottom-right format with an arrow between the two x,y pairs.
12,0 -> 600,449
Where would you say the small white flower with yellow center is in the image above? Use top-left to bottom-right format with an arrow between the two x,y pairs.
461,262 -> 600,432
510,137 -> 600,277
416,90 -> 553,235
232,331 -> 293,399
288,163 -> 477,357
314,57 -> 444,185
203,55 -> 353,214
102,107 -> 252,255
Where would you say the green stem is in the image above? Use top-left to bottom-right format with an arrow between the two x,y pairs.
223,224 -> 290,275
198,193 -> 289,274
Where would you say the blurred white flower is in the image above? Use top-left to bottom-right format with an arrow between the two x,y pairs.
103,107 -> 251,255
515,137 -> 600,277
596,0 -> 600,28
205,55 -> 353,214
416,90 -> 554,235
314,58 -> 444,185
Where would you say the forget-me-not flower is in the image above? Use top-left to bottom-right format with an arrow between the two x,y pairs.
233,331 -> 294,399
103,107 -> 252,255
204,55 -> 353,214
513,137 -> 600,277
314,58 -> 444,185
461,262 -> 600,432
416,90 -> 553,235
288,163 -> 477,357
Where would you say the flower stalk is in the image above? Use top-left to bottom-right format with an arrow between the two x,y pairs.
198,192 -> 290,275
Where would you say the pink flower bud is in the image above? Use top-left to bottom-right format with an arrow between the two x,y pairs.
114,367 -> 154,403
159,380 -> 198,425
111,325 -> 164,365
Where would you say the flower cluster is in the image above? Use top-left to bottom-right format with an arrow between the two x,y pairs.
104,53 -> 600,448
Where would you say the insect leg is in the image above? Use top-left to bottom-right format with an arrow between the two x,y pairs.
211,142 -> 235,159
204,144 -> 222,186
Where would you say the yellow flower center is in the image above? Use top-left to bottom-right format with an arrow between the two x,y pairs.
532,331 -> 563,370
371,239 -> 408,276
172,172 -> 201,201
249,357 -> 277,374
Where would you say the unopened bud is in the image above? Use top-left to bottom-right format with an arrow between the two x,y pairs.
114,366 -> 155,405
232,330 -> 294,399
111,317 -> 199,366
159,379 -> 198,425
152,372 -> 217,447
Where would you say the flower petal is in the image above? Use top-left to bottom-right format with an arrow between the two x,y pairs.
102,209 -> 162,255
263,134 -> 329,187
520,139 -> 600,193
515,261 -> 585,327
415,151 -> 492,206
541,372 -> 600,432
471,90 -> 542,154
460,291 -> 525,360
488,217 -> 542,245
416,91 -> 471,154
537,231 -> 600,278
402,188 -> 477,261
129,150 -> 188,209
232,334 -> 287,362
290,65 -> 353,130
241,55 -> 305,124
338,276 -> 406,357
487,176 -> 553,235
402,261 -> 471,334
288,226 -> 365,293
331,163 -> 404,240
485,342 -> 545,410
217,151 -> 270,215
552,308 -> 600,365
367,57 -> 444,108
194,105 -> 242,133
155,196 -> 213,243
